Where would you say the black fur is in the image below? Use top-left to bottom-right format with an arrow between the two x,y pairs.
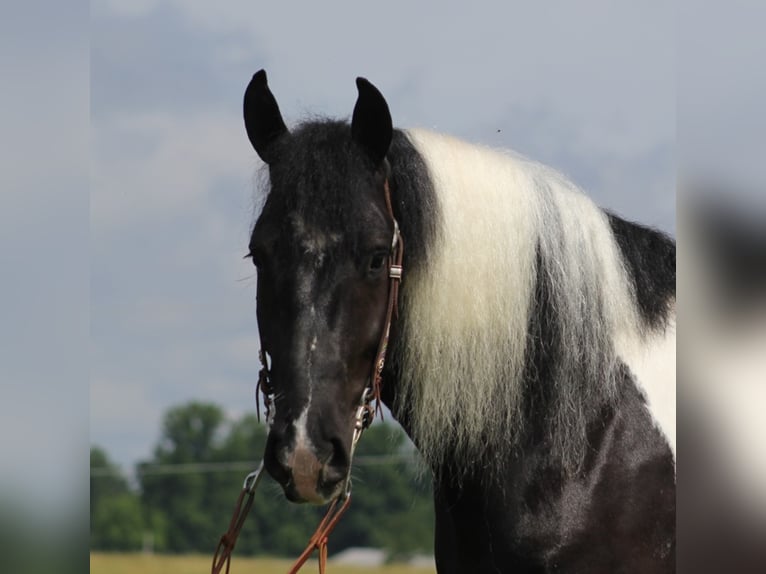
244,72 -> 676,572
243,69 -> 289,164
520,247 -> 615,472
253,120 -> 386,236
423,240 -> 675,573
386,130 -> 440,272
352,78 -> 393,166
432,369 -> 676,573
607,213 -> 676,331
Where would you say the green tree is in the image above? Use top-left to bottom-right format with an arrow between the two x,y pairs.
214,416 -> 434,558
328,423 -> 434,558
90,446 -> 130,518
220,414 -> 325,556
139,402 -> 228,553
91,493 -> 144,551
136,401 -> 435,559
90,445 -> 144,550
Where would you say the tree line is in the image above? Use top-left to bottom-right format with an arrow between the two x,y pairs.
90,401 -> 434,559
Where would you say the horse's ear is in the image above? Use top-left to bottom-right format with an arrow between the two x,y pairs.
352,77 -> 392,165
243,69 -> 288,164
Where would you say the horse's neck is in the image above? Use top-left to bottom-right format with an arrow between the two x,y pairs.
384,355 -> 673,489
428,372 -> 676,571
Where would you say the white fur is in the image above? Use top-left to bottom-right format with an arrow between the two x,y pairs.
396,129 -> 673,470
618,316 -> 677,454
289,213 -> 341,260
292,406 -> 314,452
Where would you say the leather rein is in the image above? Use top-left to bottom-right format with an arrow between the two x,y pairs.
212,179 -> 403,574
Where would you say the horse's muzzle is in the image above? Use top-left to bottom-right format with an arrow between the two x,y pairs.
264,433 -> 349,504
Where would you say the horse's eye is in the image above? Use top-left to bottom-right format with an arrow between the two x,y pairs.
368,252 -> 387,272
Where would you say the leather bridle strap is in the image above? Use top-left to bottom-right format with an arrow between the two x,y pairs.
286,177 -> 403,573
211,465 -> 264,574
211,177 -> 403,574
286,382 -> 376,573
286,496 -> 353,574
368,178 -> 404,421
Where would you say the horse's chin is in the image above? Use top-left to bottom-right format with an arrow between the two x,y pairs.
283,482 -> 340,506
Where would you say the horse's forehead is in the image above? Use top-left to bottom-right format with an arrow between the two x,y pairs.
288,213 -> 343,256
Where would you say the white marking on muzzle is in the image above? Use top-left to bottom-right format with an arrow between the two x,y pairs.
289,403 -> 325,503
293,405 -> 314,453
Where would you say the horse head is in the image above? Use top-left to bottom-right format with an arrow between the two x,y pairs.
243,70 -> 395,504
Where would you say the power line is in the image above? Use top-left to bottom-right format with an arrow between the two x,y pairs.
91,454 -> 421,478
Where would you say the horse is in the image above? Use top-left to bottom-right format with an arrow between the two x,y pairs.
242,70 -> 676,573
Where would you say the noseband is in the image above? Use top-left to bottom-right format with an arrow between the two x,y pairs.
212,178 -> 404,574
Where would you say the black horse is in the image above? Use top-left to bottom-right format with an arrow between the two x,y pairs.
243,70 -> 676,573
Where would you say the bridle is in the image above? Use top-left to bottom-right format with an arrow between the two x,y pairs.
212,177 -> 404,574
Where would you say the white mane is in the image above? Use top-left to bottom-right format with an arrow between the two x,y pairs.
394,129 -> 648,475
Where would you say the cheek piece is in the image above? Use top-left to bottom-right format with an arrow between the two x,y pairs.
211,178 -> 404,574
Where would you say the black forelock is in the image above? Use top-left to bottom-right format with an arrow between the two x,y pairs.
265,119 -> 385,234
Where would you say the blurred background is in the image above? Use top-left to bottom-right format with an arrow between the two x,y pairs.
1,1 -> 88,573
678,2 -> 766,571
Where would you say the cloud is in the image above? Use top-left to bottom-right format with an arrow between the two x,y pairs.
94,0 -> 673,148
91,110 -> 257,232
90,378 -> 162,466
92,1 -> 258,120
90,0 -> 676,473
90,103 -> 266,473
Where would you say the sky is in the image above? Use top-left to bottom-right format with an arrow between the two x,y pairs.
4,4 -> 766,568
24,0 -> 766,500
86,0 -> 679,476
0,0 -> 763,538
89,0 -> 676,471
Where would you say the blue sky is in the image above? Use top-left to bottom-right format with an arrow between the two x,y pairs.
1,0 -> 696,503
87,0 -> 677,476
5,1 -> 766,556
4,0 -> 766,553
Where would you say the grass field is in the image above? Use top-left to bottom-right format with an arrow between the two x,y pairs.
90,553 -> 436,574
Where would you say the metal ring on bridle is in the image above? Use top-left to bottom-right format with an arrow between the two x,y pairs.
243,462 -> 264,493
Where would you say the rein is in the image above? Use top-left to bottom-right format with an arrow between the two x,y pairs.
212,178 -> 403,574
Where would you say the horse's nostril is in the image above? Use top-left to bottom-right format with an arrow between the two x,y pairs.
264,452 -> 290,485
329,437 -> 349,469
322,462 -> 347,488
320,437 -> 350,490
263,431 -> 292,486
